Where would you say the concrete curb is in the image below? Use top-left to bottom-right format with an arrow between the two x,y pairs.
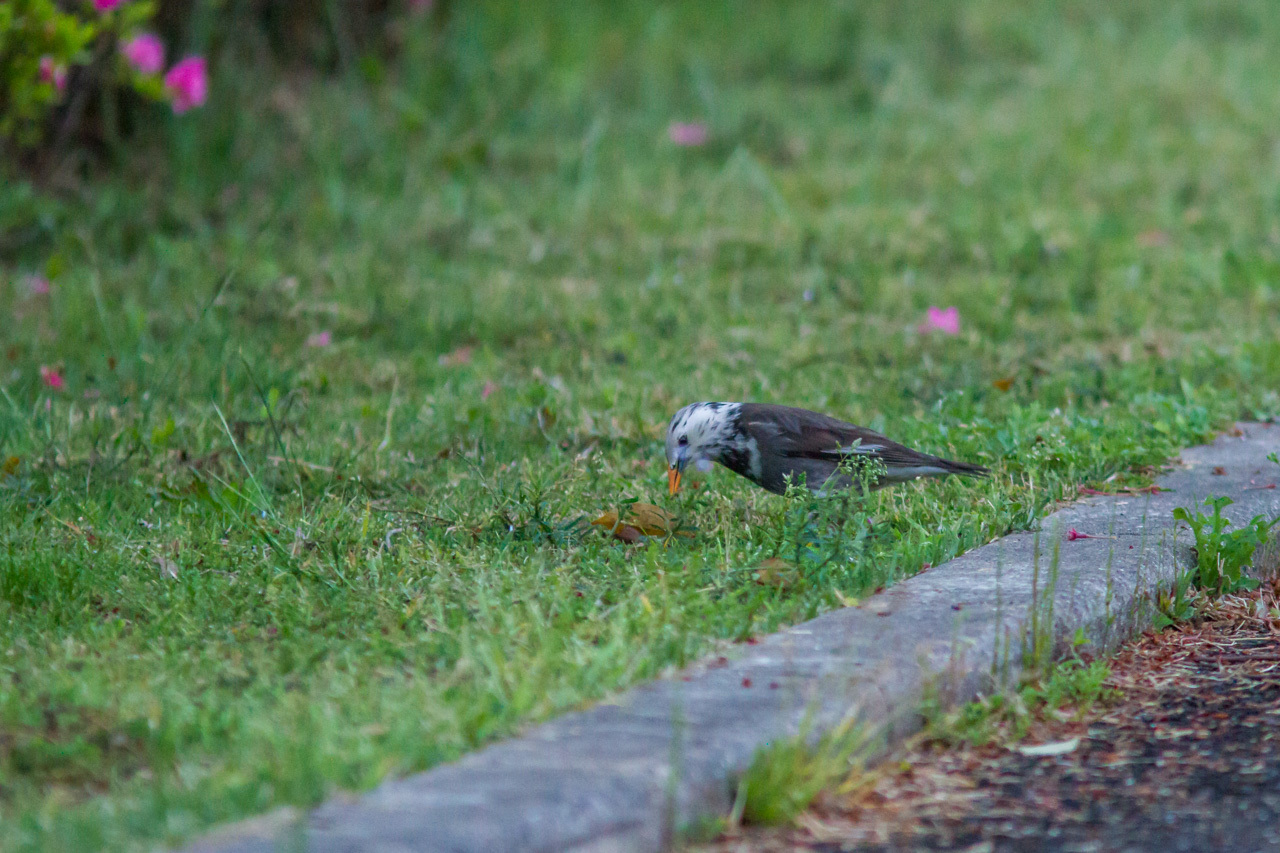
187,424 -> 1280,853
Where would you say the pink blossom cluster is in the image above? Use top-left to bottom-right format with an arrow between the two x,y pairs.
38,56 -> 67,94
668,122 -> 709,147
38,4 -> 209,116
39,365 -> 65,391
120,31 -> 208,115
919,305 -> 960,336
120,29 -> 209,113
163,56 -> 208,113
122,33 -> 164,74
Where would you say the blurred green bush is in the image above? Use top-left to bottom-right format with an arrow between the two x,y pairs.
1,0 -> 443,168
0,1 -> 130,151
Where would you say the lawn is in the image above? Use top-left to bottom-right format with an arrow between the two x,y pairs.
3,1 -> 1280,849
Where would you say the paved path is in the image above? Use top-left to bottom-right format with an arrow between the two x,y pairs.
189,424 -> 1280,853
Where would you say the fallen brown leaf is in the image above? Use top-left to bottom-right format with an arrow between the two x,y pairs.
755,557 -> 800,588
611,524 -> 646,544
154,556 -> 180,579
591,502 -> 693,543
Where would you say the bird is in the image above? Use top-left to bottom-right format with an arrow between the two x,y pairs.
664,402 -> 988,496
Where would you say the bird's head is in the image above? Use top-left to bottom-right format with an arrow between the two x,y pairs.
664,402 -> 738,495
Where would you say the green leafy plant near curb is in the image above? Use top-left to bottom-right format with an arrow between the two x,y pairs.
728,716 -> 867,828
1159,497 -> 1278,626
923,638 -> 1116,749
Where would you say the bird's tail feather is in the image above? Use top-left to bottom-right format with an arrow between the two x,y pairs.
876,454 -> 988,482
935,456 -> 989,477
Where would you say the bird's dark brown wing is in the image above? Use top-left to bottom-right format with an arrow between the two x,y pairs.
738,403 -> 985,474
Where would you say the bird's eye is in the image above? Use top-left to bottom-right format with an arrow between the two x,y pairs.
678,435 -> 688,447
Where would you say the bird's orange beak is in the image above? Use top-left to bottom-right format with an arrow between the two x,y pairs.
668,465 -> 682,496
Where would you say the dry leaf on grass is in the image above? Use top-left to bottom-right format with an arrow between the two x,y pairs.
591,502 -> 693,543
154,556 -> 180,579
591,514 -> 646,544
755,557 -> 800,588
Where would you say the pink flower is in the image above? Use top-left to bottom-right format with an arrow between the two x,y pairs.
481,380 -> 497,400
668,122 -> 709,147
39,366 -> 65,391
1067,528 -> 1096,541
306,330 -> 332,348
165,56 -> 208,114
919,305 -> 960,336
94,0 -> 123,10
123,33 -> 165,75
39,56 -> 67,94
24,275 -> 51,296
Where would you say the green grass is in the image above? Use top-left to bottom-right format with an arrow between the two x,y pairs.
923,656 -> 1117,749
3,0 -> 1280,848
729,716 -> 867,830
